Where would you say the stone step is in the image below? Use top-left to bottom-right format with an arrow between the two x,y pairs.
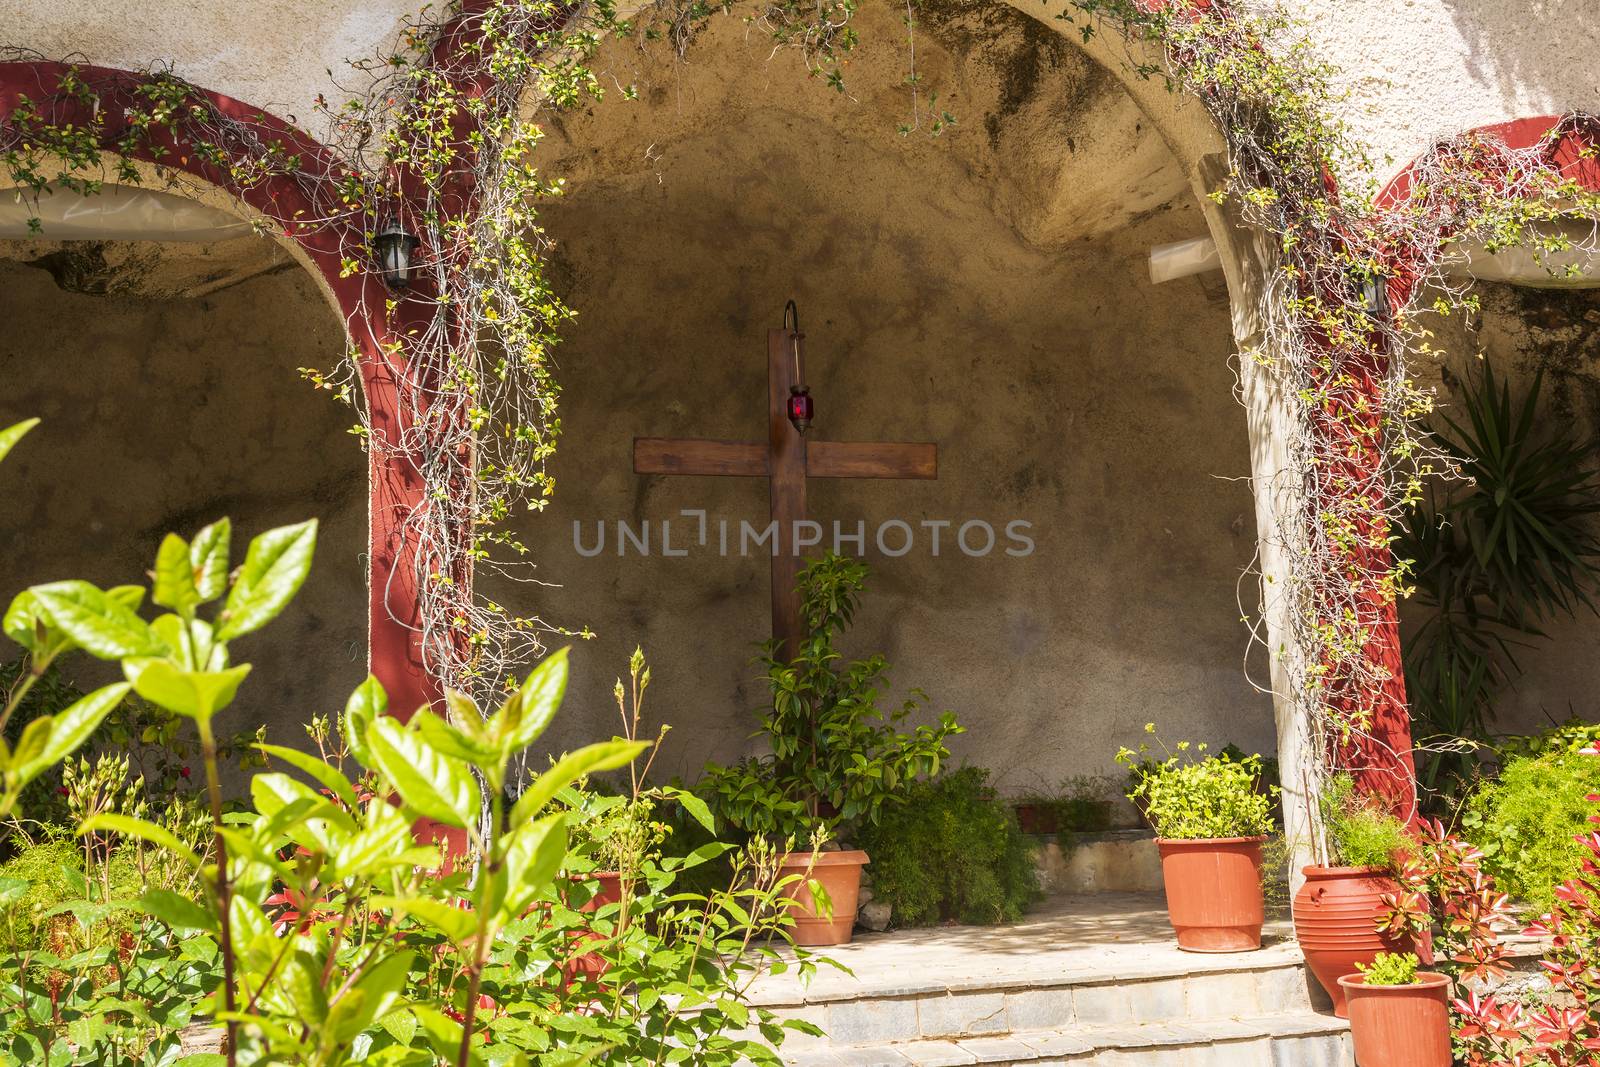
779,1012 -> 1352,1067
753,947 -> 1319,1043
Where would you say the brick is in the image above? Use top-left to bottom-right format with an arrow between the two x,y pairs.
1269,1034 -> 1353,1067
895,1041 -> 979,1066
1017,1030 -> 1094,1058
1184,968 -> 1261,1018
1070,984 -> 1130,1026
826,997 -> 921,1044
1124,978 -> 1187,1025
1255,968 -> 1314,1013
1006,987 -> 1074,1031
919,992 -> 1008,1039
954,1037 -> 1038,1063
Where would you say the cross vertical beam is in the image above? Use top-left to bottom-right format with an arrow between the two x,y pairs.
769,327 -> 807,660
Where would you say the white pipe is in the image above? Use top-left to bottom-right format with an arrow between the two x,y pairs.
1149,236 -> 1222,284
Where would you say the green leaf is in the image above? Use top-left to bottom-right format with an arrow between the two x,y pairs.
2,590 -> 53,654
0,418 -> 39,466
15,682 -> 130,782
413,707 -> 497,766
372,895 -> 477,944
0,876 -> 29,907
137,888 -> 217,933
257,743 -> 358,810
492,647 -> 569,754
342,675 -> 386,767
30,580 -> 161,659
216,519 -> 317,641
331,950 -> 415,1042
189,519 -> 232,603
674,789 -> 716,834
176,1054 -> 228,1067
500,812 -> 567,917
365,716 -> 481,830
153,533 -> 200,618
79,814 -> 202,869
123,659 -> 250,722
508,739 -> 649,828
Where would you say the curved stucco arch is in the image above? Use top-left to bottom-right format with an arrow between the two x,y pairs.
0,60 -> 433,714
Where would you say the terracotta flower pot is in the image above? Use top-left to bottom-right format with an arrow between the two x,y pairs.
581,870 -> 626,915
1014,803 -> 1060,836
1337,971 -> 1451,1067
1155,836 -> 1266,952
778,850 -> 869,946
1292,866 -> 1425,1017
565,870 -> 628,984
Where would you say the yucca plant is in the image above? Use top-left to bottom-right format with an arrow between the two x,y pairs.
1399,362 -> 1600,799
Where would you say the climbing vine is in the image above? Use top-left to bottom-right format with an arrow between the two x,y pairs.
1054,0 -> 1600,843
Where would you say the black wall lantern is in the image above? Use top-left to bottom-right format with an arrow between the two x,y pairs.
374,215 -> 421,290
1356,270 -> 1390,323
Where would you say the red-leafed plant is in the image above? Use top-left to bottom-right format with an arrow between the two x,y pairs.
1381,780 -> 1600,1065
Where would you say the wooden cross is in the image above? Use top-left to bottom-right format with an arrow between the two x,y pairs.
634,309 -> 938,660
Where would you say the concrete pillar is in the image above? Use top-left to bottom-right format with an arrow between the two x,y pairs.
1194,156 -> 1326,884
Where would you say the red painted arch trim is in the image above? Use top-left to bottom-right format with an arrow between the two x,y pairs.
1378,114 -> 1600,209
0,60 -> 433,716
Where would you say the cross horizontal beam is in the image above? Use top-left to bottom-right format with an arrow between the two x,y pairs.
634,438 -> 937,480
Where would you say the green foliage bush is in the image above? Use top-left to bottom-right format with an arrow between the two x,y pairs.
1323,773 -> 1410,870
855,768 -> 1038,927
703,554 -> 961,844
1464,749 -> 1600,911
1117,729 -> 1276,840
1356,951 -> 1422,986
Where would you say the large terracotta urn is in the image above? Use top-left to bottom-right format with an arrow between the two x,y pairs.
1338,971 -> 1452,1067
1293,866 -> 1423,1016
778,850 -> 869,946
1156,837 -> 1266,952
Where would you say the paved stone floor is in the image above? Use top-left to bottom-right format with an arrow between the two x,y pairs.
749,892 -> 1301,1005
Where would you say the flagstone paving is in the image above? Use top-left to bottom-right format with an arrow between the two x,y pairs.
746,893 -> 1352,1067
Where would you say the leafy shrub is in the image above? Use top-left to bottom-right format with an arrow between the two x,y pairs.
703,554 -> 961,843
1356,951 -> 1421,986
0,837 -> 85,947
1117,728 -> 1276,840
1464,749 -> 1600,911
1323,773 -> 1410,869
0,423 -> 816,1067
855,767 -> 1038,927
1398,365 -> 1600,802
1495,717 -> 1600,763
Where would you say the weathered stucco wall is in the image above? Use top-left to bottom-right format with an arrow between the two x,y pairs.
504,6 -> 1274,795
1239,0 -> 1600,182
0,0 -> 416,132
0,252 -> 368,757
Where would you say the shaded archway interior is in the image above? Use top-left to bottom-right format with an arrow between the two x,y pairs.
0,228 -> 369,760
507,0 -> 1271,800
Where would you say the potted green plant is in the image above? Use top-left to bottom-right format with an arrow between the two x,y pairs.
1292,773 -> 1423,1016
1338,952 -> 1451,1067
1118,727 -> 1276,952
1012,775 -> 1116,837
701,555 -> 962,945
